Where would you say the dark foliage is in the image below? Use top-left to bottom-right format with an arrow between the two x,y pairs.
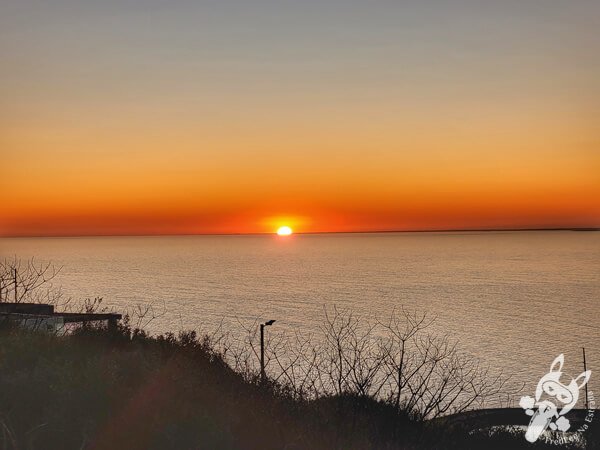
0,320 -> 596,449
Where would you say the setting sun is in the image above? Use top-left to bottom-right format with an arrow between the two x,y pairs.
276,226 -> 293,236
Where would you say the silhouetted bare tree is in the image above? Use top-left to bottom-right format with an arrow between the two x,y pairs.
220,307 -> 512,419
0,257 -> 63,305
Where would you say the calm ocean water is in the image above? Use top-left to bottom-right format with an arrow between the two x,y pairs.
1,231 -> 599,403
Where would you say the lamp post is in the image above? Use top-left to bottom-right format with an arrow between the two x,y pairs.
260,319 -> 276,382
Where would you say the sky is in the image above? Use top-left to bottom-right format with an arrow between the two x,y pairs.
1,0 -> 599,236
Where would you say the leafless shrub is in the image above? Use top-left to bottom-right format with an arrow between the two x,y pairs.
222,307 -> 513,419
80,297 -> 108,314
123,300 -> 167,331
0,257 -> 66,307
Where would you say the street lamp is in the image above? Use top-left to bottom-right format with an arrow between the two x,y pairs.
260,319 -> 276,382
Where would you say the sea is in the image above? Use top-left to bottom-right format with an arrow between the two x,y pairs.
1,231 -> 599,406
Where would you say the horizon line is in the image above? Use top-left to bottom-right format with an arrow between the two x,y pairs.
1,227 -> 598,239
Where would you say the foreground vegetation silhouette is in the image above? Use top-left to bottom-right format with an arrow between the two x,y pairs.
0,319 -> 597,449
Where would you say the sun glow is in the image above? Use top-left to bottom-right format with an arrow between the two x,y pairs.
276,226 -> 293,236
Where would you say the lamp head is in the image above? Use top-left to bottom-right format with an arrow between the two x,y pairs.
264,319 -> 276,326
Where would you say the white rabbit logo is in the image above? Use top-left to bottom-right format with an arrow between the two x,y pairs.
520,354 -> 591,443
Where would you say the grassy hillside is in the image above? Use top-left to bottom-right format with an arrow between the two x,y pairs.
0,320 -> 596,449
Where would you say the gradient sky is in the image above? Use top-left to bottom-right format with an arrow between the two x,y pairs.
1,0 -> 599,236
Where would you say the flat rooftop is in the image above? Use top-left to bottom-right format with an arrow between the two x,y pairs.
0,302 -> 122,323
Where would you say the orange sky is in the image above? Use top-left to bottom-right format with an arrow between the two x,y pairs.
1,1 -> 599,236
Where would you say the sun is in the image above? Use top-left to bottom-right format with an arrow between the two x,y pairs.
276,226 -> 293,236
